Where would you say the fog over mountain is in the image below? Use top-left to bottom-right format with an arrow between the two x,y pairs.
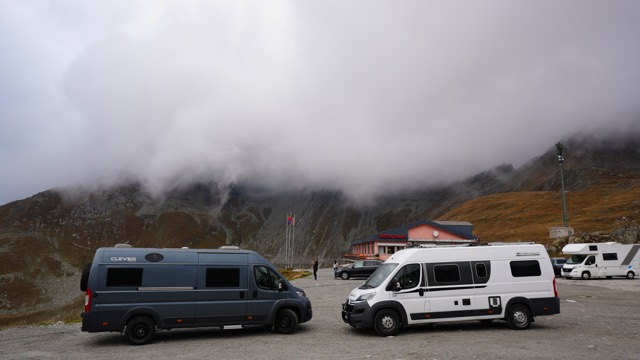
2,0 -> 640,205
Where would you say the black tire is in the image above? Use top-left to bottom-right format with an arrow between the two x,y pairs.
80,263 -> 91,292
124,316 -> 156,345
581,271 -> 591,280
506,304 -> 531,330
341,272 -> 350,280
627,271 -> 635,279
274,308 -> 298,334
373,309 -> 401,336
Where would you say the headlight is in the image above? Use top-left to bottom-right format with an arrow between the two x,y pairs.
355,292 -> 376,302
296,289 -> 307,298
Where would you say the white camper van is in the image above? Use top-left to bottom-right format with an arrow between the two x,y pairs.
341,244 -> 560,336
561,242 -> 640,280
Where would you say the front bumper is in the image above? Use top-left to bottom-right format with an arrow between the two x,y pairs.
341,301 -> 373,329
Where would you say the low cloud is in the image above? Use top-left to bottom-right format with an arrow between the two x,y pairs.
2,1 -> 640,205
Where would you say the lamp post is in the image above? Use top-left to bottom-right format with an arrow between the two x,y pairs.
556,143 -> 568,227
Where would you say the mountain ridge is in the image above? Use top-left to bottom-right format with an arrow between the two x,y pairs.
1,129 -> 639,327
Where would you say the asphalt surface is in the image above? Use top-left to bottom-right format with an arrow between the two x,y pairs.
1,268 -> 639,359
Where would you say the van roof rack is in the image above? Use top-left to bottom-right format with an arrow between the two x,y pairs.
487,242 -> 535,246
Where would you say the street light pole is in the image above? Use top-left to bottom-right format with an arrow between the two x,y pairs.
556,143 -> 568,227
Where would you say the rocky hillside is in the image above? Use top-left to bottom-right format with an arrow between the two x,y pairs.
1,130 -> 639,327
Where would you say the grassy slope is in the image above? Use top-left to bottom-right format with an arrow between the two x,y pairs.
441,181 -> 640,255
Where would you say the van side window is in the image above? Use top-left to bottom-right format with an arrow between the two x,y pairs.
510,260 -> 541,277
106,268 -> 143,287
206,268 -> 240,288
475,263 -> 487,278
393,264 -> 420,289
603,253 -> 618,261
254,266 -> 280,290
433,264 -> 460,283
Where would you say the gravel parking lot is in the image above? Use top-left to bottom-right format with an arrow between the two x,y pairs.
1,268 -> 639,360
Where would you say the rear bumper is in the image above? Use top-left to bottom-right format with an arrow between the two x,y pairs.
81,311 -> 124,333
530,297 -> 561,316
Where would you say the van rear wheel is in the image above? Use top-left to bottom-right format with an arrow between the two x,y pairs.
506,304 -> 531,330
374,309 -> 401,336
627,271 -> 635,279
125,316 -> 156,345
274,308 -> 298,334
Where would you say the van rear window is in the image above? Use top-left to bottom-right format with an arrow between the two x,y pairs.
509,260 -> 541,277
107,268 -> 143,287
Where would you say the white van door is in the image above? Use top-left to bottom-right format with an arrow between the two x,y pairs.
388,263 -> 425,323
423,262 -> 478,321
583,255 -> 598,278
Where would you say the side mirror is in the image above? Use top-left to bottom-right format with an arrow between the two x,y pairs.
386,281 -> 402,292
278,280 -> 288,292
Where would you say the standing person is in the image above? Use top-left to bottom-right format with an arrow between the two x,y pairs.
333,260 -> 339,278
311,257 -> 319,280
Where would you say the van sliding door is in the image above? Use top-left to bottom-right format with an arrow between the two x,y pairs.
422,262 -> 478,321
196,253 -> 249,325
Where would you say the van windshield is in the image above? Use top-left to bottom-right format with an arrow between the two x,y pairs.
566,255 -> 587,264
361,263 -> 398,288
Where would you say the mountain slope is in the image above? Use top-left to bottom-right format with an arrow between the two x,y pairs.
0,130 -> 639,327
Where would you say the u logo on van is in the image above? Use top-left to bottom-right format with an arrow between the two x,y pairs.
489,296 -> 501,308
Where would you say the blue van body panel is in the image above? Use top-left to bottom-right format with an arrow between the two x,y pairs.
81,247 -> 311,335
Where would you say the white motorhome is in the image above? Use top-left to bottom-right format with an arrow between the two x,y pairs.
561,242 -> 640,280
341,244 -> 560,336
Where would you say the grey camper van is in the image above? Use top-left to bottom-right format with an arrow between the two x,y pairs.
80,246 -> 312,345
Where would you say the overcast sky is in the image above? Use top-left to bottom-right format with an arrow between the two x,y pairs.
1,0 -> 640,205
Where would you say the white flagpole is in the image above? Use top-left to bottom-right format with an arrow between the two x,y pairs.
285,213 -> 289,269
292,214 -> 295,269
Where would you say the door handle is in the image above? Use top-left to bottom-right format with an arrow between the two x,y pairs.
419,288 -> 425,296
253,291 -> 258,299
240,291 -> 245,299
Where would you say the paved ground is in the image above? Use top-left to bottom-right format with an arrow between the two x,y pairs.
1,268 -> 639,359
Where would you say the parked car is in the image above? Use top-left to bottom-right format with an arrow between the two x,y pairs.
336,260 -> 382,280
550,257 -> 567,277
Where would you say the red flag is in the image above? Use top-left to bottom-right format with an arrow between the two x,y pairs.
287,215 -> 292,225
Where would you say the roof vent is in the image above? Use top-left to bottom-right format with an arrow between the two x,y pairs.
114,243 -> 132,248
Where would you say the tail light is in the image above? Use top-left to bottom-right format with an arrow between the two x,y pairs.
84,288 -> 92,313
553,277 -> 558,298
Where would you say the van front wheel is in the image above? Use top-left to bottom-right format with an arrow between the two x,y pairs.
125,316 -> 155,345
506,304 -> 531,330
374,309 -> 401,336
581,272 -> 591,280
274,308 -> 298,334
